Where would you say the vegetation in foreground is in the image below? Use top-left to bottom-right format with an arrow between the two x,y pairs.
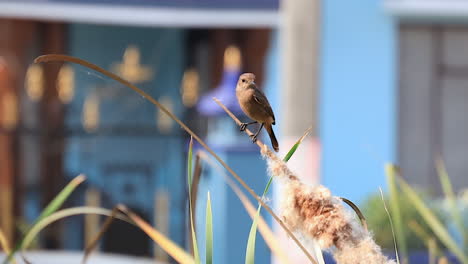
0,54 -> 466,264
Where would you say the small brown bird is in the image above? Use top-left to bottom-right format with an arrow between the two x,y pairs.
236,73 -> 279,152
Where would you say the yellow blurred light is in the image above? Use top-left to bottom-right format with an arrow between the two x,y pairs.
156,96 -> 173,133
25,64 -> 44,101
82,92 -> 100,132
181,68 -> 199,107
57,64 -> 75,104
112,45 -> 153,84
224,45 -> 241,70
1,92 -> 18,130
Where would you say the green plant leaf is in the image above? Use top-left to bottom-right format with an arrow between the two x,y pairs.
4,174 -> 86,264
385,164 -> 408,263
282,126 -> 312,163
197,150 -> 291,263
245,207 -> 261,264
408,220 -> 442,258
435,159 -> 467,243
37,174 -> 86,223
245,127 -> 313,264
395,170 -> 468,263
189,194 -> 200,264
205,192 -> 213,264
21,207 -> 130,250
13,205 -> 194,264
7,206 -> 130,264
186,137 -> 200,264
188,137 -> 194,194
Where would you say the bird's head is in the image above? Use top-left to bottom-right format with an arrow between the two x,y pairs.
236,73 -> 256,90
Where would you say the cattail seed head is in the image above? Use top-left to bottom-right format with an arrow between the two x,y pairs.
261,146 -> 396,264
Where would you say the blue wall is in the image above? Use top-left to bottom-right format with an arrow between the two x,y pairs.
320,0 -> 397,202
63,24 -> 187,250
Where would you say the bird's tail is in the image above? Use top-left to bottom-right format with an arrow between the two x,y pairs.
265,124 -> 279,152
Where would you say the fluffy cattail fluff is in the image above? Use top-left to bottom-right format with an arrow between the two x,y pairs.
261,146 -> 396,264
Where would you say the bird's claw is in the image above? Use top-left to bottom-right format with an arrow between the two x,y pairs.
249,134 -> 257,143
240,123 -> 248,132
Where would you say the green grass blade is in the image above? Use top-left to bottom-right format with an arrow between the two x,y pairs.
3,206 -> 129,264
245,207 -> 261,264
427,238 -> 437,264
262,126 -> 312,201
262,177 -> 274,198
379,187 -> 401,264
245,127 -> 312,264
282,126 -> 312,163
385,164 -> 408,263
197,150 -> 291,263
21,207 -> 130,250
408,220 -> 442,258
15,206 -> 195,264
189,203 -> 200,264
4,174 -> 86,264
282,144 -> 299,163
205,192 -> 213,264
186,137 -> 200,264
396,173 -> 468,263
37,174 -> 86,223
435,159 -> 467,243
188,137 -> 194,194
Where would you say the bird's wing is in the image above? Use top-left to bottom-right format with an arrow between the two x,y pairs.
253,89 -> 276,124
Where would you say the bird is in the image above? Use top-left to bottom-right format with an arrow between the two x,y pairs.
235,73 -> 279,152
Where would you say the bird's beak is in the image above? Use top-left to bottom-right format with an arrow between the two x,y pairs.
249,81 -> 256,86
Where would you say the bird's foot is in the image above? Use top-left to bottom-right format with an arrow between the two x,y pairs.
249,134 -> 258,143
240,123 -> 248,132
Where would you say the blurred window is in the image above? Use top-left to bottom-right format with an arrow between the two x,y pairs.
399,25 -> 468,193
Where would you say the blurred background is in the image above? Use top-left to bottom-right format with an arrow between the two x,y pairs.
0,0 -> 467,263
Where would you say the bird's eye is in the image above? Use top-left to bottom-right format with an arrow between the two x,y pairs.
242,79 -> 246,83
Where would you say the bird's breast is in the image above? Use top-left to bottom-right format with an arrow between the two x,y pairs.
236,89 -> 273,123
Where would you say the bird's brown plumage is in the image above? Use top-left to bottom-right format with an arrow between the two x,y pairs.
236,73 -> 279,152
